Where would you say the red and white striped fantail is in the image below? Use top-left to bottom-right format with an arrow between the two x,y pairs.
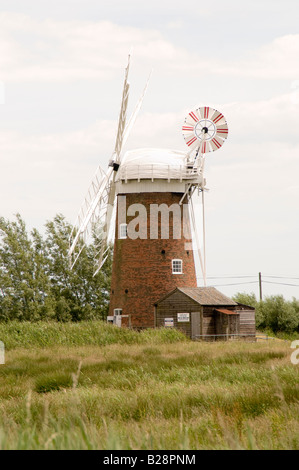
182,106 -> 228,154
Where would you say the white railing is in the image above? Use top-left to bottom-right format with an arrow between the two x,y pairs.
117,164 -> 202,183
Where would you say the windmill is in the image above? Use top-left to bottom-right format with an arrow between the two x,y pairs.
68,58 -> 228,329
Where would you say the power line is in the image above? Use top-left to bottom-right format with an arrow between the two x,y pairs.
195,273 -> 299,291
263,280 -> 299,287
206,275 -> 257,279
208,281 -> 259,287
263,275 -> 299,280
197,274 -> 299,281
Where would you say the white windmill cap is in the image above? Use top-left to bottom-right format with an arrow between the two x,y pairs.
121,148 -> 188,168
116,148 -> 201,184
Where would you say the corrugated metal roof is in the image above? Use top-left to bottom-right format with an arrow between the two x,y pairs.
176,287 -> 238,306
215,308 -> 239,315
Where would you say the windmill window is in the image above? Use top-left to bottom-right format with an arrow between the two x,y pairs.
172,259 -> 183,274
119,223 -> 128,239
114,308 -> 122,316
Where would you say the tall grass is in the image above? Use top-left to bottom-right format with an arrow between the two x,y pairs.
0,322 -> 298,449
0,320 -> 187,350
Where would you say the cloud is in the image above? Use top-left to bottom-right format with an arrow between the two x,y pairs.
215,34 -> 299,79
0,13 -> 199,82
222,93 -> 299,145
0,119 -> 117,226
2,12 -> 298,85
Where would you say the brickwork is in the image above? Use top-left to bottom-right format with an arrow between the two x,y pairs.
109,192 -> 197,328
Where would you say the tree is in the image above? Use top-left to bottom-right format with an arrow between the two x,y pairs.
0,214 -> 54,321
233,292 -> 258,308
0,213 -> 112,322
44,213 -> 112,321
258,295 -> 299,333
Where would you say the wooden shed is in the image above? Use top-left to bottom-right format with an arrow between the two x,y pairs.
154,287 -> 256,341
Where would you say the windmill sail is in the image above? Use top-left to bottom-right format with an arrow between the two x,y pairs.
111,55 -> 131,163
68,55 -> 150,273
68,165 -> 113,270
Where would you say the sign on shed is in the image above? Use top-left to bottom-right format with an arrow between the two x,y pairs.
177,313 -> 190,322
164,318 -> 174,327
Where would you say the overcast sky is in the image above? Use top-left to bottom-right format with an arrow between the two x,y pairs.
0,0 -> 299,300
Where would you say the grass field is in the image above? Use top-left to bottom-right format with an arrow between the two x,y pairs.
0,321 -> 298,450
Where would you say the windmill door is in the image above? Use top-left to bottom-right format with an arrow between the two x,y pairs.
191,312 -> 201,340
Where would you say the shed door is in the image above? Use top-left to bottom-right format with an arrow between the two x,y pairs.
191,312 -> 201,340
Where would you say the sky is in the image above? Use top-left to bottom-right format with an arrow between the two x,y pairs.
0,0 -> 299,300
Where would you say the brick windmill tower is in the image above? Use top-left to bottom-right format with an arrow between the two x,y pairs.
68,57 -> 228,328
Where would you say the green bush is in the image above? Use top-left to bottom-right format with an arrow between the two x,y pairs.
234,292 -> 299,333
259,296 -> 299,333
233,292 -> 258,308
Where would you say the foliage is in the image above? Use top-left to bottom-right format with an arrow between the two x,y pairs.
233,292 -> 299,333
0,321 -> 187,350
0,338 -> 298,450
0,214 -> 112,322
233,292 -> 258,308
258,296 -> 299,333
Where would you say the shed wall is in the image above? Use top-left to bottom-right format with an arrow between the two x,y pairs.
215,312 -> 240,338
236,306 -> 256,336
155,290 -> 201,338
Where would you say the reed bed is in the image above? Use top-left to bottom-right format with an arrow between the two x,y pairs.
0,322 -> 298,449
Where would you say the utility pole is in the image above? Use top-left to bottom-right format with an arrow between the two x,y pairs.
259,272 -> 262,301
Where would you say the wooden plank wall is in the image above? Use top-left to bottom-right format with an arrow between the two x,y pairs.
202,307 -> 216,338
238,309 -> 256,336
215,312 -> 240,340
234,304 -> 256,336
156,290 -> 201,338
